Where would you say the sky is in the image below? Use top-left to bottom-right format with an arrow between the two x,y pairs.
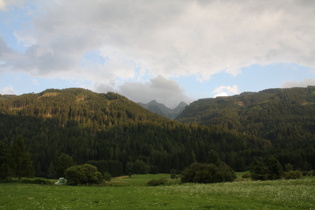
0,0 -> 315,108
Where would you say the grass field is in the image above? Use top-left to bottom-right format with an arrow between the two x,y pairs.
0,175 -> 314,209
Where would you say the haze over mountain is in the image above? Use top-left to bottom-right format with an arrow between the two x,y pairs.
138,100 -> 187,120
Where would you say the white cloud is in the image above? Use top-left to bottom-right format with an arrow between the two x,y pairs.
0,0 -> 5,10
213,85 -> 239,98
282,79 -> 315,88
1,86 -> 16,95
2,0 -> 315,78
118,75 -> 192,108
0,0 -> 25,10
1,0 -> 315,105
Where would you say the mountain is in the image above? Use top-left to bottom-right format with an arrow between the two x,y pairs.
0,88 -> 168,127
0,88 -> 272,177
138,100 -> 187,119
177,86 -> 315,169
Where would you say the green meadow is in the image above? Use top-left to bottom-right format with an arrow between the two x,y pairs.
0,175 -> 314,209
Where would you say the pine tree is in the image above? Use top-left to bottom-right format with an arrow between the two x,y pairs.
0,141 -> 9,180
56,153 -> 75,177
7,137 -> 35,180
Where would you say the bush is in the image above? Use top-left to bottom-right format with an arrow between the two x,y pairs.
170,169 -> 177,179
283,170 -> 302,179
181,162 -> 236,184
65,164 -> 103,185
250,157 -> 283,181
147,179 -> 167,186
21,178 -> 54,185
103,172 -> 112,182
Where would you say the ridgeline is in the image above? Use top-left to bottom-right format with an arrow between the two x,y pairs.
0,87 -> 314,178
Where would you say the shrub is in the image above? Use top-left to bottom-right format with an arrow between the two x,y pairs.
181,162 -> 236,184
65,164 -> 103,185
250,157 -> 283,181
283,170 -> 302,179
103,172 -> 112,182
21,178 -> 54,185
170,169 -> 177,179
147,179 -> 167,186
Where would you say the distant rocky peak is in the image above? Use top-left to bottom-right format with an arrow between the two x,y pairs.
138,100 -> 187,120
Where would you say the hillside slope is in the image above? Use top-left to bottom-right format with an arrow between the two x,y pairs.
0,88 -> 168,128
0,88 -> 272,177
177,86 -> 315,169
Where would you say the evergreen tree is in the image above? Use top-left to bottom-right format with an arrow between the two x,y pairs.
46,161 -> 56,179
7,137 -> 35,180
250,159 -> 268,180
208,150 -> 220,165
265,157 -> 283,180
56,153 -> 75,177
0,141 -> 8,180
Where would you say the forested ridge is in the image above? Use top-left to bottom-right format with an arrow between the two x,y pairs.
177,86 -> 315,170
0,87 -> 314,178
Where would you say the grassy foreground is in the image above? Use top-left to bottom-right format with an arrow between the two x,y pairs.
0,175 -> 314,209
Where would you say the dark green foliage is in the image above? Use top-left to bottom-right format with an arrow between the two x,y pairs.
7,137 -> 34,180
283,170 -> 302,179
20,178 -> 54,185
147,179 -> 167,186
265,157 -> 283,180
46,162 -> 56,179
284,163 -> 294,171
56,153 -> 75,177
250,159 -> 268,180
0,87 -> 310,178
0,141 -> 8,180
65,164 -> 103,185
103,172 -> 112,182
217,162 -> 237,181
250,157 -> 283,180
131,159 -> 149,174
177,86 -> 315,170
207,150 -> 220,166
170,169 -> 177,179
181,162 -> 236,184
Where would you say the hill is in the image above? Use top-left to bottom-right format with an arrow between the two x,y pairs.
0,88 -> 168,128
0,88 -> 272,177
177,86 -> 315,170
138,100 -> 187,119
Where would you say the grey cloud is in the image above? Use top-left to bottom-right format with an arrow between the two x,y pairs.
118,76 -> 192,108
93,83 -> 115,94
2,0 -> 315,82
282,79 -> 315,88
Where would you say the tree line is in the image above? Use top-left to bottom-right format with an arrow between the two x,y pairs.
0,88 -> 314,180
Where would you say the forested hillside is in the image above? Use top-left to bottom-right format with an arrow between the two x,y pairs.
177,86 -> 315,170
0,88 -> 272,178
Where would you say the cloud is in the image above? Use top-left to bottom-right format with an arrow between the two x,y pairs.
0,86 -> 16,95
1,0 -> 315,87
118,75 -> 192,108
213,85 -> 239,98
282,79 -> 315,88
0,0 -> 25,10
0,0 -> 4,10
